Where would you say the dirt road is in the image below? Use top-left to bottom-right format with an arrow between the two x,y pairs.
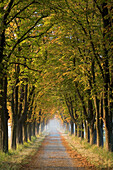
21,130 -> 96,170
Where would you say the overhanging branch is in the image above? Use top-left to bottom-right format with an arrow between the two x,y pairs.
7,15 -> 50,60
10,62 -> 42,73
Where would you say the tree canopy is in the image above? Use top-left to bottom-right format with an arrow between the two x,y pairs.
0,0 -> 113,152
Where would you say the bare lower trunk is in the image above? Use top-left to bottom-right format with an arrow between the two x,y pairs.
103,91 -> 111,151
89,124 -> 94,145
3,118 -> 8,152
24,123 -> 28,142
77,124 -> 81,137
28,123 -> 32,141
96,119 -> 102,147
84,121 -> 90,142
102,2 -> 111,151
100,95 -> 104,147
37,123 -> 40,134
0,77 -> 3,151
3,76 -> 9,153
11,91 -> 17,150
0,113 -> 2,151
11,122 -> 17,150
41,119 -> 45,132
75,123 -> 77,136
104,124 -> 110,151
66,122 -> 69,132
110,113 -> 113,151
70,120 -> 74,135
33,121 -> 36,137
18,122 -> 23,144
94,97 -> 102,147
81,122 -> 84,139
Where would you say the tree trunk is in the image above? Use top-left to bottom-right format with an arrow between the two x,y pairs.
110,65 -> 113,151
33,121 -> 36,137
102,2 -> 111,151
23,83 -> 28,142
0,114 -> 2,151
11,64 -> 20,149
81,122 -> 84,139
70,120 -> 74,135
28,123 -> 32,141
0,1 -> 15,151
84,121 -> 90,142
77,124 -> 81,137
18,122 -> 23,144
41,122 -> 44,132
3,76 -> 9,153
0,13 -> 5,151
0,75 -> 3,151
89,123 -> 94,145
41,118 -> 45,133
75,123 -> 77,136
37,110 -> 41,135
100,94 -> 104,147
11,90 -> 17,150
66,122 -> 69,132
37,123 -> 40,134
110,113 -> 113,151
93,126 -> 97,144
18,84 -> 24,144
103,88 -> 111,151
11,120 -> 17,150
103,86 -> 111,151
88,90 -> 95,145
24,123 -> 28,142
94,97 -> 102,147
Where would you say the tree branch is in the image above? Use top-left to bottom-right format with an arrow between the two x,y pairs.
93,0 -> 103,15
7,15 -> 49,59
4,0 -> 14,24
7,1 -> 38,25
10,62 -> 42,73
21,24 -> 54,42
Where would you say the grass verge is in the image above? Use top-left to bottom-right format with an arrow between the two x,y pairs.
63,134 -> 113,169
0,135 -> 45,170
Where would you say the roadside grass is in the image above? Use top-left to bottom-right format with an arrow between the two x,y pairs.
64,134 -> 113,169
0,135 -> 45,170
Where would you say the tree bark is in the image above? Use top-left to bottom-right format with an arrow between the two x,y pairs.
37,123 -> 40,134
109,62 -> 113,151
11,64 -> 19,149
94,97 -> 102,147
0,0 -> 15,151
11,89 -> 16,150
75,123 -> 77,136
102,2 -> 112,152
84,121 -> 90,143
33,121 -> 36,137
0,77 -> 3,150
0,113 -> 2,151
28,123 -> 32,141
3,76 -> 9,152
81,122 -> 84,139
100,94 -> 104,147
18,122 -> 23,144
24,123 -> 28,142
66,122 -> 69,132
70,120 -> 74,135
77,124 -> 81,137
89,123 -> 94,145
18,84 -> 24,144
41,120 -> 44,132
0,39 -> 4,152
